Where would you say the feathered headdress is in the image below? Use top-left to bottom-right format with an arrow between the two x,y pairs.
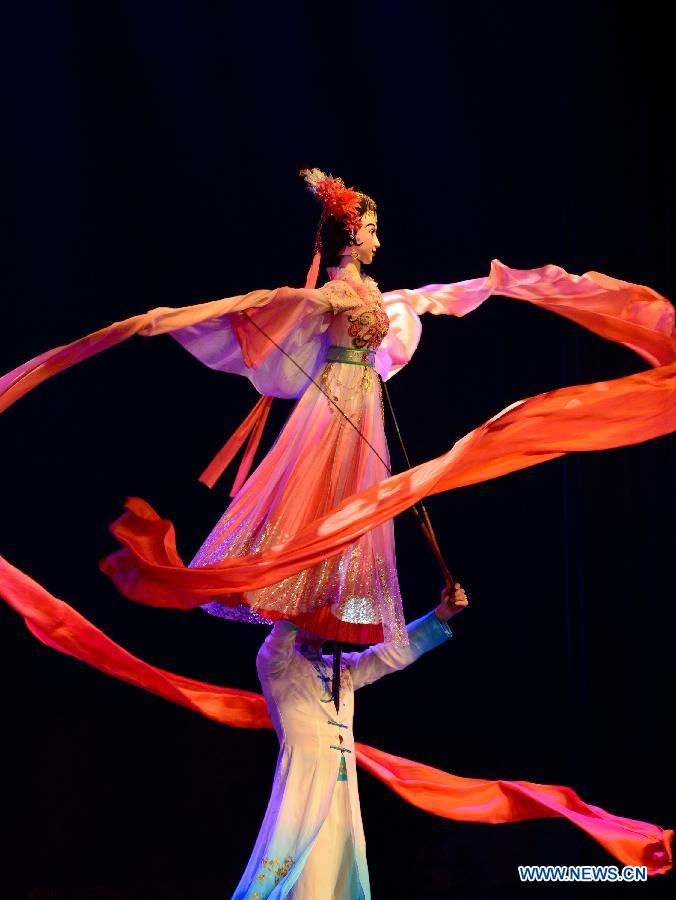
299,166 -> 374,289
300,167 -> 364,245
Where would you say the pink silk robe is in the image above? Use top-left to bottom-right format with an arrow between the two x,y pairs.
185,271 -> 407,645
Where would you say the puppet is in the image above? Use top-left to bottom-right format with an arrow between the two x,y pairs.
182,168 -> 414,647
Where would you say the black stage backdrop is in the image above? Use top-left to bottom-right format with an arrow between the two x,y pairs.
1,3 -> 673,899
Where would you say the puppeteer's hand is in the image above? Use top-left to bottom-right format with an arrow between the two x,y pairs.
434,583 -> 469,622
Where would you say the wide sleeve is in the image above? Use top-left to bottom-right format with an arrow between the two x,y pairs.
343,610 -> 452,691
381,259 -> 676,368
375,295 -> 423,381
256,619 -> 300,681
375,257 -> 675,380
169,285 -> 338,399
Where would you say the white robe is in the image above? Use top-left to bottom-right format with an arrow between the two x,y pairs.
232,610 -> 453,899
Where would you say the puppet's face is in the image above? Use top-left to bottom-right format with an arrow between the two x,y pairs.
340,210 -> 380,266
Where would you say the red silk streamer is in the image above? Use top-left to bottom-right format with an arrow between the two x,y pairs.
93,341 -> 675,638
198,394 -> 273,493
229,394 -> 273,497
0,553 -> 671,875
91,263 -> 676,643
0,261 -> 673,868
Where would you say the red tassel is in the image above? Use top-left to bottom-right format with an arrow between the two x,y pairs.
229,396 -> 272,497
198,395 -> 273,491
305,250 -> 321,290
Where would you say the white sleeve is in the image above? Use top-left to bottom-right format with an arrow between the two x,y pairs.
256,619 -> 299,681
343,610 -> 452,691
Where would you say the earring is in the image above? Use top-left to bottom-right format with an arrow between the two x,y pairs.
350,247 -> 359,261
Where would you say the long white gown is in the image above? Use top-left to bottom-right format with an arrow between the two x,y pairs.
233,610 -> 453,899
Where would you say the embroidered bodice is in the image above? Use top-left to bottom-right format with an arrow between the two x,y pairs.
320,272 -> 390,352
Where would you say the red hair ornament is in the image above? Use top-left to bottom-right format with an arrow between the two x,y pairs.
299,166 -> 370,289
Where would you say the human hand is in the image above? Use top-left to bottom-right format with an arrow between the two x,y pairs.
434,582 -> 469,622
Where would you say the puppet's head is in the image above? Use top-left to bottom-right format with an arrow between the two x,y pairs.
299,167 -> 379,287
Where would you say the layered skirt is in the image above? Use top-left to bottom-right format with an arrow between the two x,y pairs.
190,353 -> 407,645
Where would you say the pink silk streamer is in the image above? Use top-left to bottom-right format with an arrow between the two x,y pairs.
382,259 -> 674,368
0,553 -> 671,875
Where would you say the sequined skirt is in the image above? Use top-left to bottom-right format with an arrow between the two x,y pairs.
189,359 -> 406,645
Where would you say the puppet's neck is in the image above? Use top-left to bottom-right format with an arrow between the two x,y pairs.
327,259 -> 364,283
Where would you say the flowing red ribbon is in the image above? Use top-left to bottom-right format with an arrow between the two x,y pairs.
0,553 -> 671,875
198,394 -> 273,494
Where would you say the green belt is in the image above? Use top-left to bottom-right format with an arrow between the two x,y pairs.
326,344 -> 376,367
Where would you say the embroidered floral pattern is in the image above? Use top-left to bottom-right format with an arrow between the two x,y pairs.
250,854 -> 294,895
347,306 -> 390,350
324,272 -> 390,350
321,279 -> 360,315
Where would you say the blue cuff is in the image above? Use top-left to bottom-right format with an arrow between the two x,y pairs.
430,610 -> 452,639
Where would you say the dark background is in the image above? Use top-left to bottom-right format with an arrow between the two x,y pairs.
1,2 -> 673,898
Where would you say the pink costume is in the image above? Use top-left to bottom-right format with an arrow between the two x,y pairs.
176,270 -> 409,644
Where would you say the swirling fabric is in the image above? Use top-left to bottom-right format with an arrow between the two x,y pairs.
0,554 -> 671,875
94,262 -> 674,621
0,259 -> 674,874
0,260 -> 674,623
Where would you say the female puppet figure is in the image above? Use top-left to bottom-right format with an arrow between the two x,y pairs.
4,164 -> 672,655
178,168 -> 412,645
236,583 -> 468,900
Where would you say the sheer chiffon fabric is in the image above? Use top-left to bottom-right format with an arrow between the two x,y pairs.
192,272 -> 407,645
